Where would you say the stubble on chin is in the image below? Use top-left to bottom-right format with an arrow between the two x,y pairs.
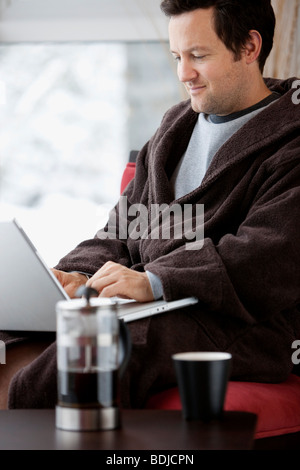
190,95 -> 215,115
190,92 -> 233,116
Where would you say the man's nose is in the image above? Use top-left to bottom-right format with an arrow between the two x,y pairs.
177,59 -> 198,83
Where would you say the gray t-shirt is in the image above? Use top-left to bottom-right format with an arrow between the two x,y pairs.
171,93 -> 280,199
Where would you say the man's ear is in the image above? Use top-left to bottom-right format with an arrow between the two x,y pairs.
242,30 -> 262,65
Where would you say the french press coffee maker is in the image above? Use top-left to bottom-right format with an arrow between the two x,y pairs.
55,286 -> 131,431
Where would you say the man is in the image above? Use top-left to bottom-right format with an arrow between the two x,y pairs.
1,0 -> 299,409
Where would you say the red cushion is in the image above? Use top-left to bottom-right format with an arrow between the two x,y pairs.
145,374 -> 300,439
120,162 -> 136,194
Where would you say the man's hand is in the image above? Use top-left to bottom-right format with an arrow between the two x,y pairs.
86,261 -> 154,303
51,269 -> 88,298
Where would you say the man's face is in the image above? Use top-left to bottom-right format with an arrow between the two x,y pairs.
169,8 -> 251,116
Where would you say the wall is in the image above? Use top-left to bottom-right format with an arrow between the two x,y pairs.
0,0 -> 169,42
265,0 -> 300,78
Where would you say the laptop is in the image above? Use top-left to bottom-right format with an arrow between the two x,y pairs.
0,219 -> 198,331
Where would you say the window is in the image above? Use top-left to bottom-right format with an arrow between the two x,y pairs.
0,41 -> 184,265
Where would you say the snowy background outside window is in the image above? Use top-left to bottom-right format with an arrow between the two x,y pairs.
0,42 -> 184,267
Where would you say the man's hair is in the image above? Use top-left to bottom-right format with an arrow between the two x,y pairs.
160,0 -> 276,72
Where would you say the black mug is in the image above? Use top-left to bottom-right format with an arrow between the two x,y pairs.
173,351 -> 232,422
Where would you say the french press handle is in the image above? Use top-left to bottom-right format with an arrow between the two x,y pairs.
118,319 -> 132,378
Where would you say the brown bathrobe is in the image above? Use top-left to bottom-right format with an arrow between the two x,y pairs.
3,77 -> 300,409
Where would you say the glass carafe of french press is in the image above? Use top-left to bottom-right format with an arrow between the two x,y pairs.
55,286 -> 131,431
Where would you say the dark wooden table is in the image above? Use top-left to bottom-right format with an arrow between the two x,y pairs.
0,409 -> 256,451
